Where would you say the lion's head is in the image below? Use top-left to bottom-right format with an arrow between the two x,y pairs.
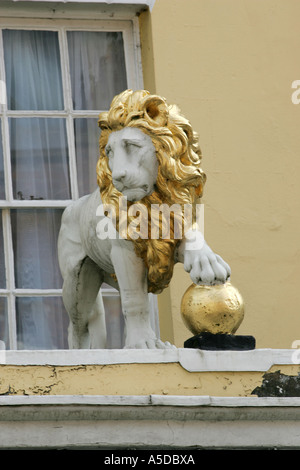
97,89 -> 206,293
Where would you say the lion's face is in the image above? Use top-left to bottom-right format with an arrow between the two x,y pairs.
105,127 -> 158,202
97,89 -> 207,293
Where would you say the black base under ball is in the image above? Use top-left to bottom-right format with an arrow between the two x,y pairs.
184,332 -> 256,351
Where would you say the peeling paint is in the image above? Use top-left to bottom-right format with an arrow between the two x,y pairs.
0,363 -> 262,397
252,370 -> 300,397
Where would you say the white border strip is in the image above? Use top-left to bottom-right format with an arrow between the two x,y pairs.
0,348 -> 299,372
8,0 -> 156,10
12,0 -> 155,6
1,394 -> 300,408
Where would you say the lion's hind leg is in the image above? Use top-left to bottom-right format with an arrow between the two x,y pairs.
88,289 -> 107,349
63,256 -> 106,349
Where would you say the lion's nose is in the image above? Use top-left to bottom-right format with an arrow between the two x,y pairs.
112,168 -> 127,182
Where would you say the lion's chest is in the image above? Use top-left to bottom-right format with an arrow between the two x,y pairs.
81,217 -> 116,274
77,191 -> 115,273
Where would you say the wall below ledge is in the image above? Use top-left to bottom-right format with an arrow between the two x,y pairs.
0,348 -> 300,398
1,395 -> 300,449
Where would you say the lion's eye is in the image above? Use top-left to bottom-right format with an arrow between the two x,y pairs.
105,145 -> 113,158
124,140 -> 141,151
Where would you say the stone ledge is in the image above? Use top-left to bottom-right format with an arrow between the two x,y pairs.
1,394 -> 300,407
1,348 -> 299,371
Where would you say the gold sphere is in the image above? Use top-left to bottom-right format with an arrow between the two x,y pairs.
180,282 -> 244,335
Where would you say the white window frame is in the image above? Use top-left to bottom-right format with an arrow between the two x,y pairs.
0,14 -> 144,350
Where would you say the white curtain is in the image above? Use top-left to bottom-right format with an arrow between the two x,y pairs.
2,29 -> 159,350
0,125 -> 4,198
67,31 -> 128,110
0,212 -> 5,288
0,297 -> 8,347
10,117 -> 71,201
3,30 -> 69,349
0,212 -> 8,347
3,30 -> 64,111
10,209 -> 68,349
74,118 -> 100,197
0,127 -> 5,333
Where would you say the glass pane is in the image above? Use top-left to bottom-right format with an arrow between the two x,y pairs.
16,296 -> 69,350
74,118 -> 100,196
3,30 -> 63,111
11,209 -> 63,289
10,118 -> 70,200
0,125 -> 5,199
0,297 -> 9,349
0,211 -> 5,288
67,31 -> 127,110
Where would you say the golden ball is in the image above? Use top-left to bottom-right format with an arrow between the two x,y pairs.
180,282 -> 244,335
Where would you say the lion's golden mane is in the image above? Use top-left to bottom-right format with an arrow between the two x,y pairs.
97,89 -> 206,294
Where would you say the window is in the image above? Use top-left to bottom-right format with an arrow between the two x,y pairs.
0,17 -> 144,350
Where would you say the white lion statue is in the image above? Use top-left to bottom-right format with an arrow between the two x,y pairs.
58,89 -> 230,349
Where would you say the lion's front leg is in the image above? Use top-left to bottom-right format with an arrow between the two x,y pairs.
177,230 -> 231,285
110,239 -> 174,349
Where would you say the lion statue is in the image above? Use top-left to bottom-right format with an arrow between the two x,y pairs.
58,89 -> 231,349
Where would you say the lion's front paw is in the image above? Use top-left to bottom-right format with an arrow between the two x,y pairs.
184,246 -> 231,285
124,338 -> 176,349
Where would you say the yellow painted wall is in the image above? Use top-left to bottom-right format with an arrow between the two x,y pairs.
0,362 -> 298,397
143,0 -> 300,349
